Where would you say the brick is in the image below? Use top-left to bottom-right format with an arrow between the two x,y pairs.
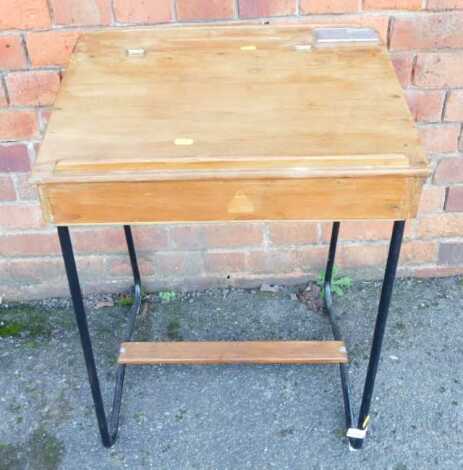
71,227 -> 126,254
0,0 -> 51,30
364,0 -> 421,8
14,173 -> 38,200
0,175 -> 16,201
434,158 -> 463,184
0,204 -> 44,229
268,222 -> 318,246
0,144 -> 30,172
321,220 -> 397,242
204,223 -> 263,248
0,85 -> 7,107
153,252 -> 203,277
415,52 -> 463,88
445,186 -> 463,211
445,90 -> 463,122
418,184 -> 445,213
204,251 -> 246,274
108,255 -> 155,277
239,0 -> 295,17
0,36 -> 27,70
391,12 -> 463,50
50,0 -> 112,26
0,258 -> 62,285
405,89 -> 445,123
300,0 -> 359,14
0,111 -> 38,140
1,226 -> 50,256
414,265 -> 463,277
176,0 -> 234,20
113,0 -> 172,23
246,247 -> 326,274
417,213 -> 463,238
418,124 -> 461,154
131,226 -> 169,251
336,244 -> 388,268
401,240 -> 438,264
390,53 -> 414,88
439,242 -> 463,265
27,31 -> 79,67
427,0 -> 463,9
169,225 -> 205,250
6,71 -> 60,106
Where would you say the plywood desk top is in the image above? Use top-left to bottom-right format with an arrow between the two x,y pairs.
32,24 -> 429,225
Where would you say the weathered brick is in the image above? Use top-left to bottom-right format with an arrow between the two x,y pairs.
417,213 -> 463,238
300,0 -> 359,14
204,251 -> 247,274
204,223 -> 264,248
169,225 -> 205,250
0,111 -> 38,140
390,53 -> 414,88
414,265 -> 463,277
336,244 -> 388,268
0,144 -> 30,172
391,12 -> 463,50
405,89 -> 445,123
72,227 -> 126,254
176,0 -> 234,20
364,0 -> 421,9
415,52 -> 463,88
50,0 -> 112,25
131,226 -> 169,251
401,240 -> 438,264
153,252 -> 203,277
239,0 -> 295,17
0,85 -> 7,107
418,124 -> 461,154
434,158 -> 463,184
445,90 -> 463,122
27,31 -> 79,67
445,186 -> 463,211
0,204 -> 44,229
246,247 -> 326,274
0,0 -> 51,30
268,222 -> 318,246
427,0 -> 463,9
321,220 -> 405,242
14,173 -> 38,200
113,0 -> 172,23
107,255 -> 155,277
6,71 -> 60,106
0,36 -> 27,70
0,232 -> 59,256
0,175 -> 16,201
439,242 -> 463,265
418,184 -> 445,213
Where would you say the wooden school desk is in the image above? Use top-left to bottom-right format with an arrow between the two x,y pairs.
31,24 -> 430,449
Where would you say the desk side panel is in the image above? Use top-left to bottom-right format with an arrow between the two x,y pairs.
39,176 -> 423,225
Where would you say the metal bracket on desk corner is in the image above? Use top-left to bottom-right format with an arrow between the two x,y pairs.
312,27 -> 380,48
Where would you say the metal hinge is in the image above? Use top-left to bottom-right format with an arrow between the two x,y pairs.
312,27 -> 380,47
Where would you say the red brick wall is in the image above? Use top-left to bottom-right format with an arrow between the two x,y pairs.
1,0 -> 462,299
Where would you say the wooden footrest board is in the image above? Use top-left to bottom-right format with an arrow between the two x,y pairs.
118,341 -> 348,365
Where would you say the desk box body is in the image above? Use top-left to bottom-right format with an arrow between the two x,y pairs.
31,25 -> 429,225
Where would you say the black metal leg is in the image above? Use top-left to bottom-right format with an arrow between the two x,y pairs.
351,220 -> 405,449
58,225 -> 142,447
323,221 -> 405,449
323,222 -> 355,433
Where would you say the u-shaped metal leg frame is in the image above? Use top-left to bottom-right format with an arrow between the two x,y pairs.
324,221 -> 405,449
58,221 -> 404,448
57,225 -> 142,447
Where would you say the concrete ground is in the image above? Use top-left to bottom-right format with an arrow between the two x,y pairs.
0,276 -> 462,470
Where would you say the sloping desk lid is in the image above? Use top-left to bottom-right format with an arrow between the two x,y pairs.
31,24 -> 429,184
